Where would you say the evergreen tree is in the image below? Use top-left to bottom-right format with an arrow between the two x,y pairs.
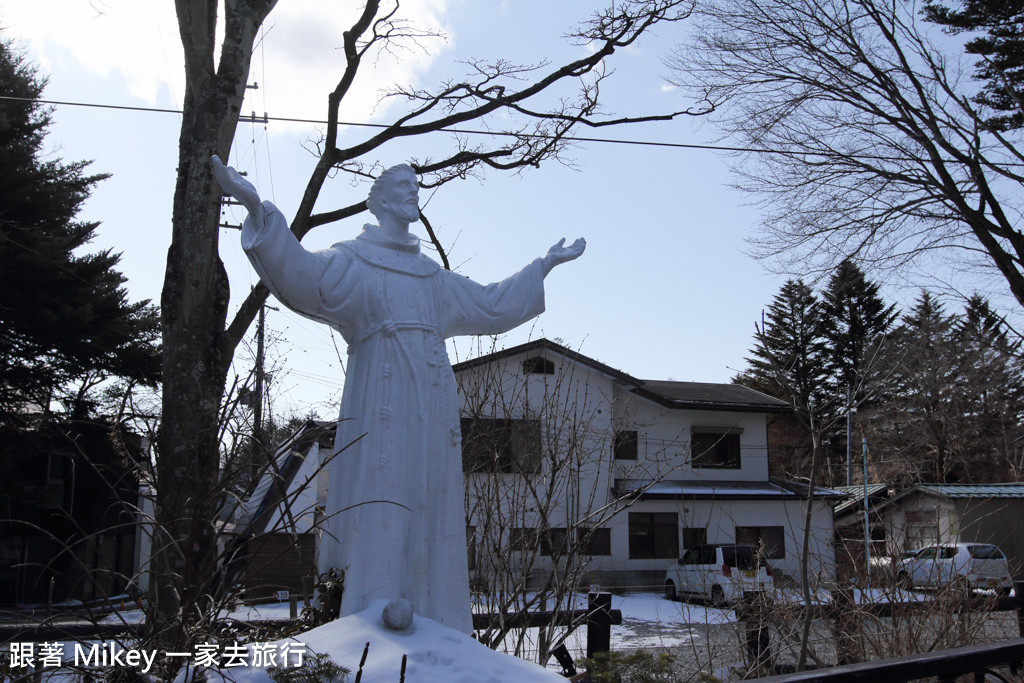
0,38 -> 160,426
923,0 -> 1024,131
864,293 -> 1024,484
954,295 -> 1024,478
886,293 -> 964,483
820,260 -> 897,398
742,280 -> 829,410
736,279 -> 831,478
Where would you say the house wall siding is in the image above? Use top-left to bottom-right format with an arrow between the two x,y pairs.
458,346 -> 836,590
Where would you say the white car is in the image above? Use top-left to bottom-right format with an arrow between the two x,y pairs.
664,544 -> 773,606
895,543 -> 1012,595
871,548 -> 924,580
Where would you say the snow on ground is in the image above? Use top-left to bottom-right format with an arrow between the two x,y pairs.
87,593 -> 736,680
608,592 -> 733,651
198,599 -> 567,683
469,592 -> 740,671
45,587 -> 1014,681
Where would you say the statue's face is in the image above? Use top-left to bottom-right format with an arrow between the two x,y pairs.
379,169 -> 420,223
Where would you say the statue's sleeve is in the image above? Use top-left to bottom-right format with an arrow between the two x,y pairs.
439,258 -> 546,338
241,201 -> 342,325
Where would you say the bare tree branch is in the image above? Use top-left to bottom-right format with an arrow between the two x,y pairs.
669,0 -> 1024,306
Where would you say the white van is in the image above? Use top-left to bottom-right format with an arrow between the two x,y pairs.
664,543 -> 774,605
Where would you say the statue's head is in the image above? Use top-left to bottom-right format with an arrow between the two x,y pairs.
367,164 -> 420,223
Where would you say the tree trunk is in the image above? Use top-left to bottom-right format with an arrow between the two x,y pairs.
153,0 -> 275,658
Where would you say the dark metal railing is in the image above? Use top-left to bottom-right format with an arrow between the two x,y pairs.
742,580 -> 1024,682
751,638 -> 1024,682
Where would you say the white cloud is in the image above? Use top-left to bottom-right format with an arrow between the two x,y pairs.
3,0 -> 453,131
3,0 -> 183,102
248,0 -> 452,129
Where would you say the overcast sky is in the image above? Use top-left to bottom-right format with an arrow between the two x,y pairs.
3,0 -> 1005,420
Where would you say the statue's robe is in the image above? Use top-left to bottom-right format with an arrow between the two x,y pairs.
242,203 -> 545,632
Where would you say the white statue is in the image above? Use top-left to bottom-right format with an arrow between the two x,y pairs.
212,157 -> 585,633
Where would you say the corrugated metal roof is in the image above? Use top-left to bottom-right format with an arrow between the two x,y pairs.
832,483 -> 889,516
836,482 -> 1024,520
234,420 -> 335,534
913,483 -> 1024,499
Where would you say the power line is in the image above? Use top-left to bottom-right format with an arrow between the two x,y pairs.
13,94 -> 1019,166
1,94 -> 758,154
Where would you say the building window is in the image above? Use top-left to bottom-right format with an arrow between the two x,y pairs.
466,526 -> 476,570
691,428 -> 741,469
461,418 -> 542,474
522,356 -> 555,375
509,527 -> 538,552
580,527 -> 612,556
613,430 -> 638,460
45,452 -> 66,485
735,525 -> 786,559
540,528 -> 568,556
628,512 -> 678,559
682,527 -> 707,551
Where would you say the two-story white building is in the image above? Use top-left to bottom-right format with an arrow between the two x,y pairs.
454,339 -> 842,592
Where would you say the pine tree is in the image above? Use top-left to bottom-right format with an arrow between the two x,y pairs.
865,293 -> 1024,484
0,38 -> 160,425
820,260 -> 897,398
888,293 -> 964,482
813,260 -> 895,484
743,280 -> 829,410
954,295 -> 1024,479
923,0 -> 1024,131
736,279 -> 830,478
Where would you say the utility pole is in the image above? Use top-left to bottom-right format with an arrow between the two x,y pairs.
863,437 -> 870,591
253,302 -> 266,450
846,383 -> 853,486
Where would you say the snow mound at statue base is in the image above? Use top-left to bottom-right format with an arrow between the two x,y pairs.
208,599 -> 567,683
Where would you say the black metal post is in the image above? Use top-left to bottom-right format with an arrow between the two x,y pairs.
1015,579 -> 1024,638
831,587 -> 858,666
739,593 -> 773,674
586,592 -> 612,660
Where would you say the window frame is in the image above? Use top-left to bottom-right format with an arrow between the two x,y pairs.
540,528 -> 568,557
735,525 -> 786,560
690,427 -> 742,470
613,430 -> 639,460
579,527 -> 612,556
461,417 -> 542,474
509,527 -> 538,553
522,356 -> 555,375
628,512 -> 679,559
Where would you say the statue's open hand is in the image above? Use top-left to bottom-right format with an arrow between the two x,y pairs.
542,237 -> 586,276
211,155 -> 262,217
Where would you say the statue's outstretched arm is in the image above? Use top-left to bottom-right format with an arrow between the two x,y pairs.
212,155 -> 266,225
541,237 -> 586,277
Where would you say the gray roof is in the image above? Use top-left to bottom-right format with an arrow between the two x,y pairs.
638,380 -> 790,413
833,483 -> 890,517
615,478 -> 847,500
235,420 -> 335,535
912,483 -> 1024,499
453,338 -> 791,414
834,482 -> 1024,521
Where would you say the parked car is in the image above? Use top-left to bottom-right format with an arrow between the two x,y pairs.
870,547 -> 923,580
895,543 -> 1012,595
664,544 -> 773,606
